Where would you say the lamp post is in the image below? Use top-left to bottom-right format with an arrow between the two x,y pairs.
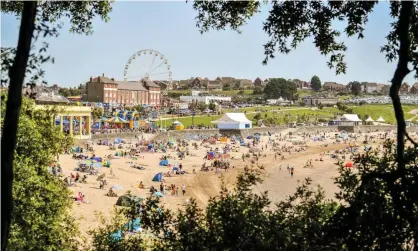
192,111 -> 195,128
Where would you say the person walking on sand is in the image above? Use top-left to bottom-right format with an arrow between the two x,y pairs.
182,184 -> 186,196
290,167 -> 294,177
176,186 -> 179,196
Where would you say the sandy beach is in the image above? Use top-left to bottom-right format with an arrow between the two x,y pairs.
58,130 -> 392,235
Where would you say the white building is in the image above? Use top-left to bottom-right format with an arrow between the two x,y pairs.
266,97 -> 292,105
211,113 -> 252,129
180,95 -> 231,105
336,114 -> 362,126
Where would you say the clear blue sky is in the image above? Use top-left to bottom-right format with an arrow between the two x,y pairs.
1,1 -> 416,88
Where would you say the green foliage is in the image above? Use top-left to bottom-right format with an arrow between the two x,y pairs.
349,81 -> 362,96
1,94 -> 79,251
59,84 -> 86,97
92,107 -> 104,120
222,83 -> 231,91
317,103 -> 324,110
208,101 -> 216,111
336,102 -> 353,114
193,1 -> 418,79
263,78 -> 297,100
253,113 -> 261,121
310,75 -> 322,91
1,1 -> 113,85
252,86 -> 263,95
198,102 -> 207,112
329,141 -> 418,250
90,140 -> 418,251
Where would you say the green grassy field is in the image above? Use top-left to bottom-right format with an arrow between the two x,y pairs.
350,104 -> 417,124
157,104 -> 418,127
167,89 -> 253,96
296,89 -> 314,98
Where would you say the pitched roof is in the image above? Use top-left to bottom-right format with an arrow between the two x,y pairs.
239,79 -> 253,85
114,81 -> 148,91
211,113 -> 252,124
91,76 -> 115,84
143,79 -> 160,88
340,114 -> 362,122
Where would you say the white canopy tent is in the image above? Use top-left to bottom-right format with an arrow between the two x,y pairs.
340,114 -> 362,122
337,114 -> 362,126
211,113 -> 252,129
376,116 -> 385,122
365,116 -> 374,122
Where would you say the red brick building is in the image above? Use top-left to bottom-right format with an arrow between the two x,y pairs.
86,74 -> 161,106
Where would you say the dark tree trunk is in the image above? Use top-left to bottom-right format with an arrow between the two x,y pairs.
1,2 -> 38,250
389,1 -> 413,171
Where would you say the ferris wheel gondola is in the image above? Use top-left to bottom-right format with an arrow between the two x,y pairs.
123,49 -> 172,95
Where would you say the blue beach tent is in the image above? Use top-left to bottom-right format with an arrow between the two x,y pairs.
152,172 -> 163,182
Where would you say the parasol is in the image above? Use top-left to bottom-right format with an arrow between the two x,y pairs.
107,116 -> 129,123
96,173 -> 106,181
112,185 -> 124,190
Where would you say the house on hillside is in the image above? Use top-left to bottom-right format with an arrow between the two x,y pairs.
323,82 -> 345,91
410,83 -> 418,94
293,79 -> 311,89
215,77 -> 236,88
206,80 -> 223,91
236,79 -> 253,89
364,82 -> 378,93
400,82 -> 410,94
189,77 -> 209,89
177,80 -> 191,89
253,77 -> 265,87
376,83 -> 389,93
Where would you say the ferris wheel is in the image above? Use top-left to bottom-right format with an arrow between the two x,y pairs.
123,49 -> 172,93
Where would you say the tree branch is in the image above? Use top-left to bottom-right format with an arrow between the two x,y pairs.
389,1 -> 413,171
405,132 -> 418,147
1,2 -> 38,250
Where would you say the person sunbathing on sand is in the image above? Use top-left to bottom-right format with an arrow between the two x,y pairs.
105,188 -> 118,197
138,181 -> 145,189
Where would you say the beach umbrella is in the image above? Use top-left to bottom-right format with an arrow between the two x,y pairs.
112,185 -> 124,190
153,192 -> 164,198
107,116 -> 129,123
96,173 -> 106,181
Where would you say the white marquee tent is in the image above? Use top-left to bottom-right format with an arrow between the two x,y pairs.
211,113 -> 252,129
337,114 -> 362,126
365,116 -> 374,122
376,116 -> 385,122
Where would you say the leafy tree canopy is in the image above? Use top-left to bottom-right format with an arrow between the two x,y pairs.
263,78 -> 297,100
310,75 -> 322,91
349,81 -> 362,96
89,140 -> 418,250
252,86 -> 263,95
1,94 -> 79,251
192,1 -> 417,78
1,1 -> 113,85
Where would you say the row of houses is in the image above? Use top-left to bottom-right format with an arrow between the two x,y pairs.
170,77 -> 267,90
170,77 -> 314,91
324,82 -> 418,94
